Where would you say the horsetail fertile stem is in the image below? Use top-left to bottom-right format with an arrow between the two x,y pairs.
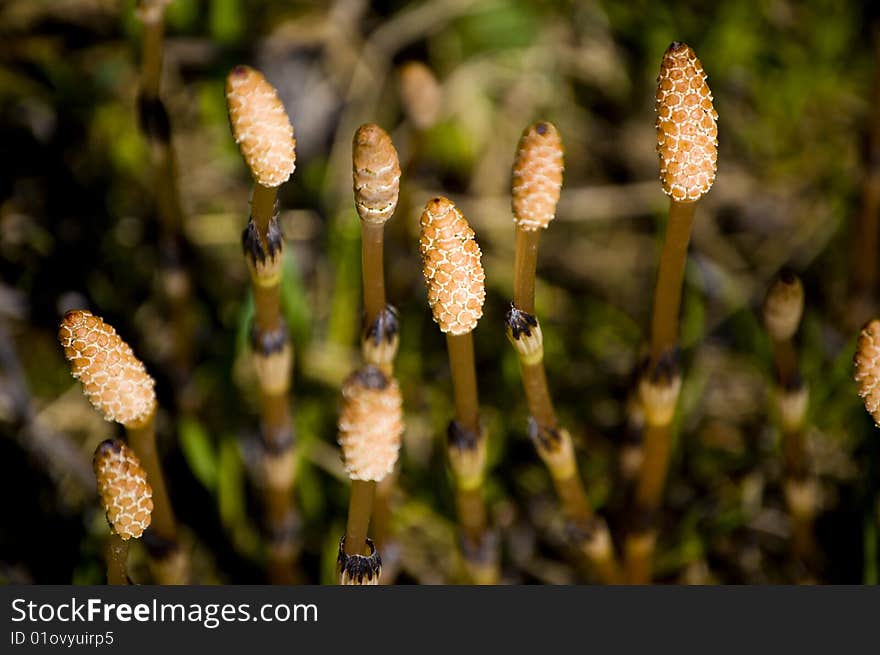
337,366 -> 403,584
94,439 -> 153,584
59,310 -> 186,583
764,273 -> 815,569
353,123 -> 401,373
626,42 -> 718,584
507,122 -> 621,583
135,0 -> 195,388
419,197 -> 498,582
226,65 -> 299,583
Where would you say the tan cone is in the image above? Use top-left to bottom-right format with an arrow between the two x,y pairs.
419,197 -> 486,335
656,42 -> 718,203
226,65 -> 296,188
352,123 -> 401,225
59,310 -> 156,428
94,439 -> 153,540
511,121 -> 564,231
338,366 -> 404,482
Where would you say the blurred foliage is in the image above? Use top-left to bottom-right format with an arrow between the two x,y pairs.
1,0 -> 879,584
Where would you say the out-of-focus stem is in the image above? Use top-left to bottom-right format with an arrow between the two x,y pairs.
634,423 -> 672,513
246,182 -> 299,583
127,417 -> 176,544
853,27 -> 880,303
140,12 -> 164,100
126,416 -> 187,584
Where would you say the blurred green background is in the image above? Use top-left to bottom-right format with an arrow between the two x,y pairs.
1,0 -> 879,584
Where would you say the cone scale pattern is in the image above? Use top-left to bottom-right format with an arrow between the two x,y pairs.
419,197 -> 486,335
338,366 -> 403,482
352,124 -> 401,225
94,439 -> 153,540
656,42 -> 718,203
59,310 -> 156,428
226,66 -> 296,188
511,121 -> 564,231
855,319 -> 880,425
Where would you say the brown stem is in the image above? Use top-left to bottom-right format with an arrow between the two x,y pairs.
246,182 -> 300,582
344,479 -> 376,556
446,333 -> 480,435
623,532 -> 656,585
635,423 -> 673,513
361,221 -> 386,329
253,283 -> 283,336
373,474 -> 395,550
520,361 -> 558,429
138,8 -> 194,391
252,184 -> 278,242
513,228 -> 541,314
649,200 -> 697,364
106,535 -> 130,585
140,14 -> 164,100
455,485 -> 487,544
510,225 -> 621,582
552,469 -> 592,522
772,340 -> 798,389
626,199 -> 698,584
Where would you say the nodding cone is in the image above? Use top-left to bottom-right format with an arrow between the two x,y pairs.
399,61 -> 441,131
226,66 -> 296,189
656,42 -> 718,203
419,197 -> 486,335
352,124 -> 401,225
58,310 -> 156,428
764,272 -> 804,342
855,319 -> 880,425
93,439 -> 153,540
511,121 -> 564,231
338,366 -> 404,482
